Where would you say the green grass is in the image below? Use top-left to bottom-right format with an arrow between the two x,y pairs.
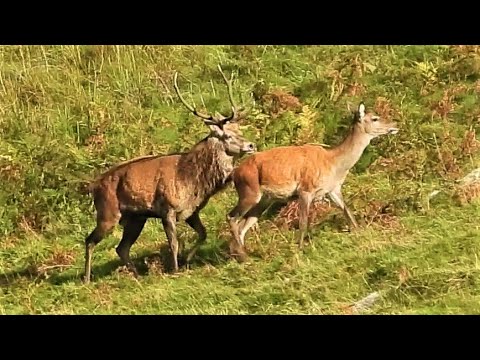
1,45 -> 480,314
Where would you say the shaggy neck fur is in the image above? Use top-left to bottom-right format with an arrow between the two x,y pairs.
178,136 -> 234,198
330,124 -> 372,173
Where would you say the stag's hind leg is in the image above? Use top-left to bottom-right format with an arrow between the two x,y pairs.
84,213 -> 120,284
116,215 -> 147,277
185,211 -> 207,263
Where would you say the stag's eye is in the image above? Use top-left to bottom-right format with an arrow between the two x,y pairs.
372,117 -> 379,122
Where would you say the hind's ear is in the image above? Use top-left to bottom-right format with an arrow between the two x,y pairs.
358,102 -> 366,119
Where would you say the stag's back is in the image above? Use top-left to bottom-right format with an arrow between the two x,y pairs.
89,154 -> 180,210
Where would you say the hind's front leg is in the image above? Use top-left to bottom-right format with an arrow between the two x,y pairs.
329,186 -> 358,230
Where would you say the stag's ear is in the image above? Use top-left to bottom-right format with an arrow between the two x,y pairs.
208,124 -> 225,137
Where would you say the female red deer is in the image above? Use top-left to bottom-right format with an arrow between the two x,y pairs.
227,102 -> 399,261
83,66 -> 256,283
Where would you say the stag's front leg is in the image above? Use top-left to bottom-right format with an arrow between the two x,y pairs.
329,186 -> 358,230
162,209 -> 179,273
185,211 -> 207,263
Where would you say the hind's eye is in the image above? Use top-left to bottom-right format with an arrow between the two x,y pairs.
372,117 -> 379,122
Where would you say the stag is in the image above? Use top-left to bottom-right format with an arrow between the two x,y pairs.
83,66 -> 256,283
227,102 -> 399,260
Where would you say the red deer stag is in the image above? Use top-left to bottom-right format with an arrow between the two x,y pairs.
227,102 -> 399,261
83,65 -> 256,283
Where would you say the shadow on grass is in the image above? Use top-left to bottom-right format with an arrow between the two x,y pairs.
0,242 -> 236,287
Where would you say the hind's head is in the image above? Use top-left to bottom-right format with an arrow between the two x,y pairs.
353,102 -> 399,139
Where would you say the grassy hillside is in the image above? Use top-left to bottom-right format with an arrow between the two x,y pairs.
1,45 -> 480,314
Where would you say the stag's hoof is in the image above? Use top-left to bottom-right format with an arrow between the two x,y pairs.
127,265 -> 139,278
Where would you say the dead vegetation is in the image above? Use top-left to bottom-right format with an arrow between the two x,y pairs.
274,197 -> 400,231
17,249 -> 76,281
143,253 -> 165,275
456,182 -> 480,205
374,97 -> 399,120
450,45 -> 480,56
274,199 -> 333,230
260,88 -> 302,118
459,128 -> 480,157
359,200 -> 400,230
84,132 -> 106,152
436,127 -> 480,181
431,86 -> 467,120
454,167 -> 480,205
346,82 -> 366,97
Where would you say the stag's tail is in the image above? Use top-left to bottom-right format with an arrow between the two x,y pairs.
78,180 -> 97,196
79,169 -> 110,196
87,181 -> 97,194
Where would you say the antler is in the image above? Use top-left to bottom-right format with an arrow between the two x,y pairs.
217,64 -> 242,123
173,72 -> 218,125
173,67 -> 246,126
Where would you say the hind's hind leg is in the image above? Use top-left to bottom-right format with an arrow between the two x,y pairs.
227,192 -> 262,262
84,213 -> 119,284
116,216 -> 147,277
237,198 -> 269,247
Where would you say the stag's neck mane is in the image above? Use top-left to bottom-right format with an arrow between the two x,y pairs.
178,136 -> 234,196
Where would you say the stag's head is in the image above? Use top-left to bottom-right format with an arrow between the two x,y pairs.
353,102 -> 399,139
173,66 -> 256,157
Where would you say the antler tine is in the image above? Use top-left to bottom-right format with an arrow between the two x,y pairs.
173,72 -> 217,124
217,64 -> 240,122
